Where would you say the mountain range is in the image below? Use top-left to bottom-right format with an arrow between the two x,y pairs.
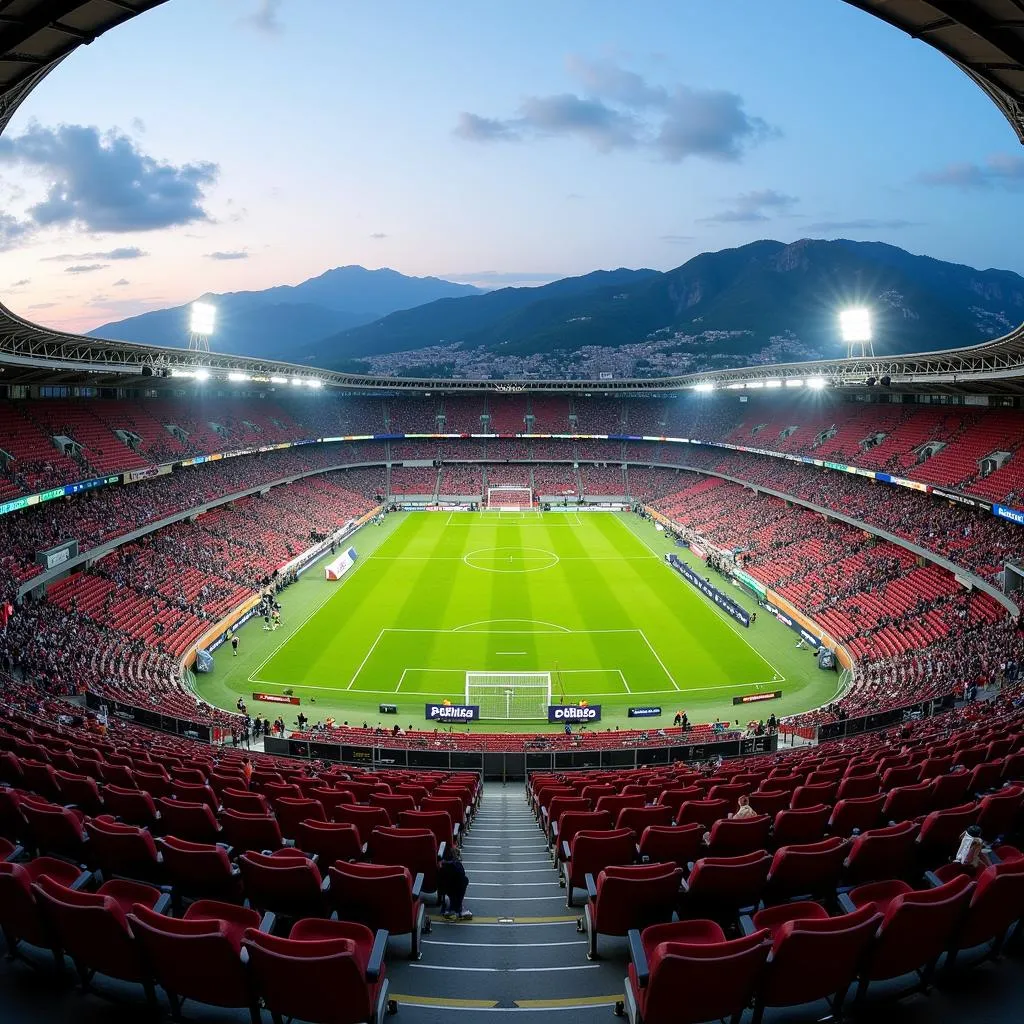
91,241 -> 1024,378
87,266 -> 482,359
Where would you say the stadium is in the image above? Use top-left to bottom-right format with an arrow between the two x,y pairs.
2,1 -> 1024,1023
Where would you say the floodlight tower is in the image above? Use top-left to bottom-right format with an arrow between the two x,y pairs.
188,301 -> 216,353
839,308 -> 873,359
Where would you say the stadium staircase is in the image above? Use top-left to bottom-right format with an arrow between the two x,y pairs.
387,783 -> 623,1021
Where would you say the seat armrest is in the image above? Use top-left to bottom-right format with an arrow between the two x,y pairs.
837,891 -> 857,915
584,873 -> 598,901
627,929 -> 649,987
738,914 -> 757,937
152,892 -> 172,916
453,823 -> 461,842
70,870 -> 93,891
437,842 -> 446,861
2,844 -> 24,862
412,873 -> 424,900
361,843 -> 368,857
367,929 -> 389,981
217,842 -> 235,856
259,911 -> 277,934
550,821 -> 558,840
923,870 -> 944,888
561,840 -> 571,862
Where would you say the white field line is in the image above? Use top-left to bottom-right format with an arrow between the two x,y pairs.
245,523 -> 389,685
345,628 -> 386,690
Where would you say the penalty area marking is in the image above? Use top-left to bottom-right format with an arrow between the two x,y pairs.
452,619 -> 571,633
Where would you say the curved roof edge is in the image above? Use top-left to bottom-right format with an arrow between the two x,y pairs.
2,1 -> 1024,393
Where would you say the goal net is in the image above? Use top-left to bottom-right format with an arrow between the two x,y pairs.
466,672 -> 551,720
486,485 -> 534,511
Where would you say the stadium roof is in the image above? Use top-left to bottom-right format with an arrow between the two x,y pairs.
1,0 -> 1024,394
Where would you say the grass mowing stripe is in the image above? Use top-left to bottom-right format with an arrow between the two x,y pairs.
200,510 -> 833,729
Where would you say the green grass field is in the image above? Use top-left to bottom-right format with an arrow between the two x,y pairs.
198,511 -> 839,731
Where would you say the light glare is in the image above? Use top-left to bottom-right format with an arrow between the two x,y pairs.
694,382 -> 715,393
807,376 -> 827,390
839,308 -> 872,343
193,369 -> 210,382
785,379 -> 804,388
190,302 -> 216,335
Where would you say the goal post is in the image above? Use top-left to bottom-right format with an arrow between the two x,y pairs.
485,485 -> 534,510
466,672 -> 551,720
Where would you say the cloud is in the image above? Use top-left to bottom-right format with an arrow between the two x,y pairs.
41,246 -> 147,262
369,232 -> 388,239
112,278 -> 130,286
0,123 -> 218,232
205,250 -> 249,260
659,234 -> 695,244
698,189 -> 798,223
243,0 -> 284,34
454,112 -> 522,142
28,302 -> 58,309
64,264 -> 107,274
456,57 -> 774,163
10,278 -> 30,287
806,218 -> 917,231
916,153 -> 1024,190
0,211 -> 32,251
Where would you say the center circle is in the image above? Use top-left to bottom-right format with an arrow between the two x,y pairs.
463,546 -> 559,573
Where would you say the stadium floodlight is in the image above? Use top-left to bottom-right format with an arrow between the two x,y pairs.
693,382 -> 715,393
190,302 -> 216,336
807,376 -> 827,390
305,379 -> 322,388
839,308 -> 872,343
170,368 -> 195,378
227,371 -> 250,382
764,379 -> 782,389
747,381 -> 764,389
290,377 -> 303,386
193,369 -> 210,382
270,376 -> 288,385
785,378 -> 804,388
726,382 -> 744,390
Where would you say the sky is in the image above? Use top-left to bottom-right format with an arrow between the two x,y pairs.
0,0 -> 1021,335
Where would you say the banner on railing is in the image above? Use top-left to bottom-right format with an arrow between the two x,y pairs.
548,704 -> 602,723
425,703 -> 480,721
665,554 -> 750,627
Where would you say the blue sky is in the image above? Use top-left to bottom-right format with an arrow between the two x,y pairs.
0,0 -> 1021,334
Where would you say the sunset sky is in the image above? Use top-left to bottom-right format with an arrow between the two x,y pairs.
0,0 -> 1021,336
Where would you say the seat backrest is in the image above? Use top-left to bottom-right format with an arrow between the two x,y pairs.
686,851 -> 772,911
593,863 -> 682,934
275,797 -> 327,838
157,798 -> 219,842
221,788 -> 269,815
766,837 -> 849,900
644,931 -> 771,1024
298,820 -> 364,864
959,857 -> 1024,948
129,902 -> 251,1004
616,805 -> 673,837
836,774 -> 881,801
706,814 -> 771,856
328,861 -> 413,932
546,796 -> 590,829
239,851 -> 323,916
367,793 -> 417,821
158,836 -> 236,894
85,818 -> 160,876
398,810 -> 453,849
828,794 -> 884,837
977,785 -> 1024,839
845,822 -> 918,883
657,787 -> 703,818
333,804 -> 392,845
637,823 -> 704,867
32,875 -> 144,979
593,794 -> 646,818
242,927 -> 372,1023
772,804 -> 830,846
569,828 -> 637,880
869,876 -> 974,979
676,799 -> 730,829
761,905 -> 881,1006
917,803 -> 978,860
556,810 -> 613,850
366,826 -> 439,888
221,810 -> 284,852
790,782 -> 836,809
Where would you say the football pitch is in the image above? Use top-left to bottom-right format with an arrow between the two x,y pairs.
199,511 -> 836,731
